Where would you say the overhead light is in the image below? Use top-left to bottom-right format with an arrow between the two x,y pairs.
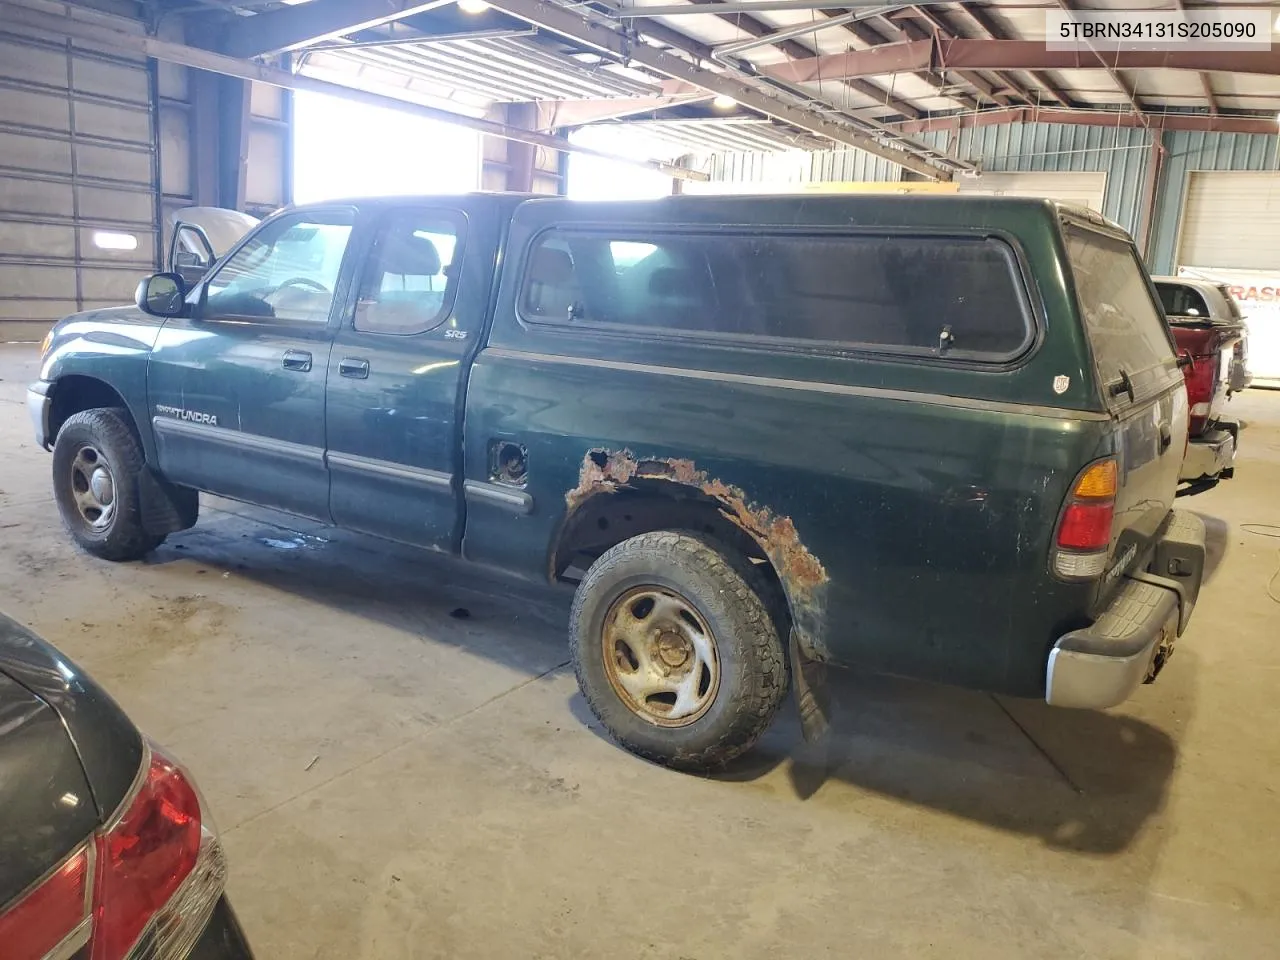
458,0 -> 489,12
712,94 -> 737,110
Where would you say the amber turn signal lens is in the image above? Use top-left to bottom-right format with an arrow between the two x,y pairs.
1072,459 -> 1117,500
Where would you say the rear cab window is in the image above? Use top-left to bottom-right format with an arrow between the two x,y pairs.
519,228 -> 1035,362
1155,282 -> 1210,321
1064,224 -> 1177,406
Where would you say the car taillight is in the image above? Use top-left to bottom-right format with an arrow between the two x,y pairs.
0,844 -> 94,960
1052,458 -> 1117,580
92,748 -> 204,960
0,743 -> 227,960
1182,353 -> 1217,435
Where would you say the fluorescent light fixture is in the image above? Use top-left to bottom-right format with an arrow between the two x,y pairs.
458,0 -> 489,12
92,230 -> 137,251
712,94 -> 737,110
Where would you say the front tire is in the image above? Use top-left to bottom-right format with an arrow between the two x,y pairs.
52,408 -> 164,561
570,531 -> 788,770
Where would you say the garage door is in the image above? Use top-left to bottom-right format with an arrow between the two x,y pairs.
957,171 -> 1107,211
1177,171 -> 1280,271
0,17 -> 156,326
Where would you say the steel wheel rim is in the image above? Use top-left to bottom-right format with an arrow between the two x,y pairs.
69,444 -> 116,530
600,585 -> 721,727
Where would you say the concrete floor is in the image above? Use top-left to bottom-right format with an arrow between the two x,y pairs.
2,341 -> 1279,959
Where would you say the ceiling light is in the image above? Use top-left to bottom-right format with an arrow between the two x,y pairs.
712,94 -> 737,110
458,0 -> 489,12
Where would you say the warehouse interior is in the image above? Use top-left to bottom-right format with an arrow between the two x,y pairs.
2,0 -> 1280,957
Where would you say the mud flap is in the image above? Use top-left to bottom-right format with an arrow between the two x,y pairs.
790,628 -> 832,742
139,468 -> 199,536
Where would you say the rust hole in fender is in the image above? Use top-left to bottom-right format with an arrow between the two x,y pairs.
565,449 -> 829,604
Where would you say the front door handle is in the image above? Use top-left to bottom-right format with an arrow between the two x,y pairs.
339,357 -> 370,379
282,349 -> 312,372
1159,421 -> 1173,452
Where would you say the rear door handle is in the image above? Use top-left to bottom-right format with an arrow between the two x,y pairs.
282,349 -> 312,372
339,357 -> 370,379
1159,421 -> 1173,451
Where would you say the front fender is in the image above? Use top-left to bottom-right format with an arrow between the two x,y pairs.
38,307 -> 165,461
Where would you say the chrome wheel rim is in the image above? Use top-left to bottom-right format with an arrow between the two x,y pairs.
601,586 -> 720,727
69,444 -> 116,530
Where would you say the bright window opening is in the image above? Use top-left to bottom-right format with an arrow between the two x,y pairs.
92,230 -> 138,251
567,127 -> 675,201
292,91 -> 480,204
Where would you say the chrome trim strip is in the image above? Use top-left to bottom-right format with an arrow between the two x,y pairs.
480,347 -> 1110,422
464,479 -> 533,515
151,417 -> 324,465
46,915 -> 93,960
327,451 -> 453,490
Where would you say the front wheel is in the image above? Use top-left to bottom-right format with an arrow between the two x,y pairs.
570,531 -> 788,770
52,408 -> 165,561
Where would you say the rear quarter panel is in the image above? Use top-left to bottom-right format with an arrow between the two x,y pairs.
464,197 -> 1114,696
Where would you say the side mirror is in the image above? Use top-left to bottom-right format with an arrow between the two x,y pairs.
1177,350 -> 1196,371
135,273 -> 187,318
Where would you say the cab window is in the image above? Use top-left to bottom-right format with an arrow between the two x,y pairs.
520,228 -> 1033,361
204,211 -> 354,323
1155,282 -> 1210,320
354,211 -> 464,335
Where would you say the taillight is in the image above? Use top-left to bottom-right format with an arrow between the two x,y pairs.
1182,354 -> 1216,434
0,743 -> 227,960
1053,458 -> 1117,580
92,748 -> 203,960
0,845 -> 93,960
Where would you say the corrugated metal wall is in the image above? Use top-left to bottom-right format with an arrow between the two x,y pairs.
709,148 -> 901,185
1148,131 -> 1280,275
707,123 -> 1280,274
917,123 -> 1152,235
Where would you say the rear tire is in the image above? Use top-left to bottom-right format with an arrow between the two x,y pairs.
52,408 -> 164,561
570,531 -> 788,770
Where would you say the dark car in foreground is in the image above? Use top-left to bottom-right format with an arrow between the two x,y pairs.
0,612 -> 252,960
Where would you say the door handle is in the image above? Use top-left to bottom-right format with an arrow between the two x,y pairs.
1159,421 -> 1173,452
282,350 -> 312,372
339,357 -> 370,379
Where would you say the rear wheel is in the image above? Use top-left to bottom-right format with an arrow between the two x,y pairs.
52,408 -> 164,561
570,531 -> 787,770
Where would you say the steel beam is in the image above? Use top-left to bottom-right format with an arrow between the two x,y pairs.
613,0 -> 949,15
761,38 -> 1280,83
222,0 -> 458,58
477,0 -> 953,177
1055,0 -> 1144,117
1200,73 -> 1220,115
893,106 -> 1280,137
0,1 -> 710,181
957,4 -> 1075,107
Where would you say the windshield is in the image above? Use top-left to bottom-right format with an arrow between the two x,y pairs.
1065,225 -> 1176,402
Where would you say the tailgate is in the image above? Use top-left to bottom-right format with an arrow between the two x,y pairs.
1064,223 -> 1188,590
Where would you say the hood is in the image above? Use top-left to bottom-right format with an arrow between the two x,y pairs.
169,206 -> 260,258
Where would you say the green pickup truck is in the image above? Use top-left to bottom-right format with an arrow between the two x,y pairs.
27,193 -> 1206,770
